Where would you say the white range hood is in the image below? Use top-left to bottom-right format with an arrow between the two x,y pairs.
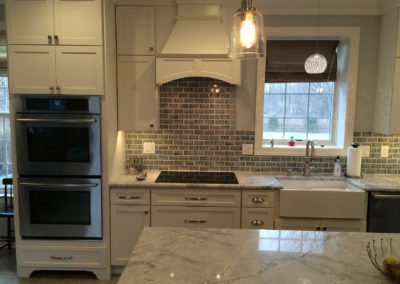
156,1 -> 241,85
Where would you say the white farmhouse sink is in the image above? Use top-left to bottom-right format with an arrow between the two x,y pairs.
279,179 -> 365,219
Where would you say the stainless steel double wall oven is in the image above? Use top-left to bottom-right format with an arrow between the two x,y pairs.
15,96 -> 102,239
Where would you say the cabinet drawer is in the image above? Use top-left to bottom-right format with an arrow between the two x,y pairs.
151,206 -> 240,228
241,208 -> 274,229
110,188 -> 150,205
242,191 -> 275,208
18,246 -> 106,268
151,189 -> 241,207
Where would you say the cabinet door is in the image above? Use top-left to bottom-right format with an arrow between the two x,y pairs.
116,6 -> 155,55
275,218 -> 320,231
111,205 -> 150,266
53,0 -> 103,45
117,56 -> 158,130
55,46 -> 104,95
8,45 -> 56,94
322,220 -> 366,232
241,208 -> 274,229
6,0 -> 54,45
390,58 -> 400,133
151,206 -> 240,228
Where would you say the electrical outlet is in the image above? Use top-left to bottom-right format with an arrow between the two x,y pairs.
143,142 -> 155,154
242,144 -> 253,155
359,145 -> 370,157
380,145 -> 389,158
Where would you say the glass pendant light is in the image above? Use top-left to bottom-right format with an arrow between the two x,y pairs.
228,0 -> 266,59
304,0 -> 327,74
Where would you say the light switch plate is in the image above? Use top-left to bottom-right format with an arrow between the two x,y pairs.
242,144 -> 253,155
143,142 -> 155,154
380,145 -> 389,158
359,145 -> 370,157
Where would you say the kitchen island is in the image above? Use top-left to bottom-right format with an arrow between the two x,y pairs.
118,227 -> 396,284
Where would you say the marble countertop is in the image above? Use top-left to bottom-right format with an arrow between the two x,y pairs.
348,175 -> 400,192
110,171 -> 400,192
118,227 -> 397,284
110,171 -> 283,190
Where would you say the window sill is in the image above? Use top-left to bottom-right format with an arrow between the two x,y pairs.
255,145 -> 348,156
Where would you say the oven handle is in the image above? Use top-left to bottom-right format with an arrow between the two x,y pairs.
371,193 -> 400,199
19,182 -> 98,188
16,118 -> 97,123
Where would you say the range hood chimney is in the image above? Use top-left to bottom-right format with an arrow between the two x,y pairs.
156,1 -> 241,85
160,1 -> 229,56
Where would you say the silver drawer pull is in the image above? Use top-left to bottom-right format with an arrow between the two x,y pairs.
50,256 -> 73,261
250,220 -> 264,226
119,196 -> 141,200
184,197 -> 207,201
184,219 -> 207,223
251,197 -> 265,203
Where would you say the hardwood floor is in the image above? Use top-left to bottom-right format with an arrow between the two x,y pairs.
0,248 -> 119,284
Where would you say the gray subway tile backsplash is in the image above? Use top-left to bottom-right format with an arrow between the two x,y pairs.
125,77 -> 400,174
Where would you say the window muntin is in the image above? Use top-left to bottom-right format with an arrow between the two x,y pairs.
262,82 -> 335,147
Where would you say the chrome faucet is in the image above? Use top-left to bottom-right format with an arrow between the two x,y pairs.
304,140 -> 316,176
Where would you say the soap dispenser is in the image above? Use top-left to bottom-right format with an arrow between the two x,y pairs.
333,156 -> 341,177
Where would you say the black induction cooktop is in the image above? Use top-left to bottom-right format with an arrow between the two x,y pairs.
155,171 -> 239,184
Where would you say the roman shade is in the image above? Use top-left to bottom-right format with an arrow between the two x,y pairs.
265,40 -> 339,82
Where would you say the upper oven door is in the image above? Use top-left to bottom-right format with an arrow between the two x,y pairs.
15,113 -> 101,176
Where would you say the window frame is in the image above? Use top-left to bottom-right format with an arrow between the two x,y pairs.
254,26 -> 360,156
262,81 -> 338,146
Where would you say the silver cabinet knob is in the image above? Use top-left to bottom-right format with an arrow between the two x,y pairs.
251,197 -> 265,203
149,46 -> 154,52
56,86 -> 61,93
48,35 -> 52,44
54,35 -> 59,44
49,86 -> 54,93
250,220 -> 264,226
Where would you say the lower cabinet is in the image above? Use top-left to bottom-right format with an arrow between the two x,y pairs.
275,218 -> 366,232
241,208 -> 274,229
151,206 -> 240,228
110,188 -> 150,266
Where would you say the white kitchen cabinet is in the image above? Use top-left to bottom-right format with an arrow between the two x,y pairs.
117,56 -> 158,130
116,6 -> 155,55
241,208 -> 274,229
8,45 -> 104,95
151,206 -> 240,228
6,0 -> 102,45
8,45 -> 56,94
56,46 -> 104,95
110,188 -> 151,266
275,218 -> 366,232
111,205 -> 150,266
374,7 -> 400,134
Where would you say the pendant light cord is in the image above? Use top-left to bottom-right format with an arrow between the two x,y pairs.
315,0 -> 320,53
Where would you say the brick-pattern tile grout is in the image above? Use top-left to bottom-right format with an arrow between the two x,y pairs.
125,77 -> 400,174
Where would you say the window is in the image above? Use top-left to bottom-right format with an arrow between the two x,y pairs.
254,27 -> 360,156
0,76 -> 11,180
263,82 -> 335,144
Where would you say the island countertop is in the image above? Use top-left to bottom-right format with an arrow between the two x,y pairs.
118,227 -> 397,284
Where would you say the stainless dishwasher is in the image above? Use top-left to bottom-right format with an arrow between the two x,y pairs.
367,192 -> 400,233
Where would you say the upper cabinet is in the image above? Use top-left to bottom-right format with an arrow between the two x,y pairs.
374,7 -> 400,134
8,45 -> 104,95
116,6 -> 155,55
6,0 -> 103,45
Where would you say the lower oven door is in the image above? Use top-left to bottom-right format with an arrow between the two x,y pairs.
18,178 -> 102,239
15,113 -> 101,176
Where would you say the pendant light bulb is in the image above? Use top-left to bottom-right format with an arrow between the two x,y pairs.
240,13 -> 256,48
228,0 -> 266,59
